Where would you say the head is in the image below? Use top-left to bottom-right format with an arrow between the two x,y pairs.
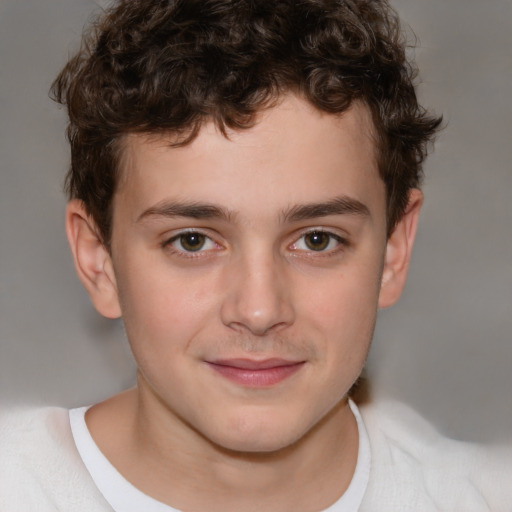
56,0 -> 440,453
52,0 -> 440,247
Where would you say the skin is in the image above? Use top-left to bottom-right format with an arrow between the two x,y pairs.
66,95 -> 422,511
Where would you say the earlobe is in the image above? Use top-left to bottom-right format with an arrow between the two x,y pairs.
65,199 -> 122,319
378,189 -> 423,309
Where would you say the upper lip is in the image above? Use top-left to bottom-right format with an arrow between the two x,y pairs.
207,358 -> 304,370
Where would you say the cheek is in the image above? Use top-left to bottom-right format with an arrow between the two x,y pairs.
115,264 -> 219,356
305,257 -> 382,323
301,258 -> 382,362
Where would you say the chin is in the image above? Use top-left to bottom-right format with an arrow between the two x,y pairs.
213,432 -> 303,455
202,409 -> 312,454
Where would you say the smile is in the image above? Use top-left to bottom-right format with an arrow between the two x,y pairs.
206,358 -> 305,387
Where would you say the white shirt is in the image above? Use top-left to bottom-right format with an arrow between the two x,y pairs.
1,399 -> 511,511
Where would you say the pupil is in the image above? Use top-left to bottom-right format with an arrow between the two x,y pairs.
306,232 -> 329,251
181,233 -> 205,251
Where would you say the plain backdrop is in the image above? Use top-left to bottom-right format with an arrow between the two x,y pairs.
1,0 -> 511,443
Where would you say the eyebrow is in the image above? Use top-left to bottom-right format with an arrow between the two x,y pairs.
136,195 -> 370,224
281,196 -> 370,222
137,201 -> 233,223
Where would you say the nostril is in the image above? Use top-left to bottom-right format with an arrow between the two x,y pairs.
219,257 -> 296,334
221,294 -> 295,336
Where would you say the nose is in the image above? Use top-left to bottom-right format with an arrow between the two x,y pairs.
220,251 -> 295,336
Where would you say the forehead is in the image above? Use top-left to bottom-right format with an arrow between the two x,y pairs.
114,95 -> 385,224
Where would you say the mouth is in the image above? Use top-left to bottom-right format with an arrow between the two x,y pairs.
205,358 -> 305,387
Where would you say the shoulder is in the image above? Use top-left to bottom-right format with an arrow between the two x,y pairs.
0,406 -> 111,512
359,400 -> 512,512
0,406 -> 72,474
0,405 -> 70,444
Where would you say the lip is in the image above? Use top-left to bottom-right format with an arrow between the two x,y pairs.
206,358 -> 305,387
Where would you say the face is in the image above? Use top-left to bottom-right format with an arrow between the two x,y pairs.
108,96 -> 389,452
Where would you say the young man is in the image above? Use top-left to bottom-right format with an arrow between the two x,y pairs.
1,0 -> 510,510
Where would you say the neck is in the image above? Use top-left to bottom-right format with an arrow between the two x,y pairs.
86,383 -> 359,512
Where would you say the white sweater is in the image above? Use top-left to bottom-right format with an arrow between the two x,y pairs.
1,400 -> 510,511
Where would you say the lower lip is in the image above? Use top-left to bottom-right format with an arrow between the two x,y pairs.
207,362 -> 305,387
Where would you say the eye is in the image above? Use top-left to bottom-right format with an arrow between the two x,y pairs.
290,230 -> 345,253
166,231 -> 217,253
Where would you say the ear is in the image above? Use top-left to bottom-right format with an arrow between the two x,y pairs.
378,189 -> 423,309
65,199 -> 122,319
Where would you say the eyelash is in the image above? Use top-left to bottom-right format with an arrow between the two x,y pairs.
162,230 -> 221,258
161,229 -> 349,259
289,229 -> 349,256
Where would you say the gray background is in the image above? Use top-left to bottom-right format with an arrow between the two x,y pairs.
1,0 -> 511,443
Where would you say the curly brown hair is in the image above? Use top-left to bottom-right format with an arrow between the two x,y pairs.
51,0 -> 441,246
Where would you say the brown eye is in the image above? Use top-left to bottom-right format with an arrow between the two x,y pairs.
304,231 -> 331,251
165,231 -> 218,256
178,232 -> 206,252
290,230 -> 345,254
